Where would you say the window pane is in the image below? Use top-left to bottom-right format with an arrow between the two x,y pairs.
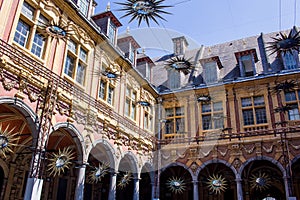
213,102 -> 223,111
202,103 -> 211,113
203,62 -> 217,83
243,109 -> 254,125
283,51 -> 297,70
213,114 -> 224,129
21,2 -> 34,20
254,96 -> 265,106
288,104 -> 300,120
99,80 -> 106,99
76,62 -> 85,85
176,107 -> 184,116
125,99 -> 130,116
165,120 -> 174,134
241,97 -> 252,107
79,48 -> 87,62
202,115 -> 212,130
165,108 -> 173,117
68,40 -> 76,53
38,14 -> 49,26
176,118 -> 185,133
64,55 -> 75,77
131,103 -> 136,119
31,33 -> 45,57
108,86 -> 114,104
168,71 -> 180,89
144,113 -> 148,129
108,23 -> 115,44
285,92 -> 297,102
14,20 -> 30,47
255,108 -> 267,124
78,0 -> 89,16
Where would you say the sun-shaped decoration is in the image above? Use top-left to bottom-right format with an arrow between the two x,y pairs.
272,80 -> 296,94
93,69 -> 121,80
0,124 -> 19,158
250,172 -> 271,191
116,0 -> 172,26
38,18 -> 74,42
165,56 -> 194,75
88,162 -> 110,183
166,177 -> 186,194
197,95 -> 211,103
47,147 -> 75,177
267,29 -> 300,55
118,171 -> 132,189
206,174 -> 227,194
136,100 -> 151,107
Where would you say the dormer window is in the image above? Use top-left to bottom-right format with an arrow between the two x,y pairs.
235,49 -> 258,77
78,0 -> 89,16
168,70 -> 180,89
282,51 -> 299,70
108,23 -> 116,44
201,56 -> 223,84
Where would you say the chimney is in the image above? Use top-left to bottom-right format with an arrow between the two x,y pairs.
172,36 -> 189,55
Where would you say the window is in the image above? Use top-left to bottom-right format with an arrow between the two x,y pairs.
13,2 -> 48,58
64,40 -> 88,85
78,0 -> 89,16
164,107 -> 185,135
241,96 -> 267,126
144,106 -> 153,130
285,91 -> 300,120
282,51 -> 298,70
203,61 -> 218,84
97,64 -> 115,105
168,71 -> 180,89
201,101 -> 224,130
108,23 -> 116,44
125,87 -> 136,120
235,50 -> 258,77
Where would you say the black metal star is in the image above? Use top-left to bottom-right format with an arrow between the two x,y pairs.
267,29 -> 300,55
165,56 -> 194,75
38,19 -> 74,42
115,0 -> 172,26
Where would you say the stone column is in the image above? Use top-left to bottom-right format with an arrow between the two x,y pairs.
236,178 -> 243,200
74,165 -> 86,200
4,164 -> 16,200
109,171 -> 117,200
192,180 -> 199,200
133,177 -> 140,200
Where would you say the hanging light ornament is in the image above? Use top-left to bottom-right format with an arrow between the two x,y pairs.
165,56 -> 194,75
47,147 -> 75,176
38,18 -> 74,42
136,100 -> 151,107
272,80 -> 296,94
250,172 -> 271,191
88,162 -> 110,183
118,171 -> 132,189
0,124 -> 19,158
206,174 -> 227,194
116,0 -> 172,26
267,29 -> 300,55
166,177 -> 186,194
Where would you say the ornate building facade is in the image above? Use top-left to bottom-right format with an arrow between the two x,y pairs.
0,0 -> 300,200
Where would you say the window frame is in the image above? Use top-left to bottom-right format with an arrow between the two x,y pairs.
125,86 -> 137,120
200,101 -> 224,131
163,106 -> 185,138
284,90 -> 300,121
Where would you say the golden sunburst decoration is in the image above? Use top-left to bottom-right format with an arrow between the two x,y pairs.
118,171 -> 132,189
250,172 -> 271,191
92,69 -> 121,80
166,177 -> 186,194
116,0 -> 172,26
165,56 -> 194,75
206,174 -> 227,194
88,162 -> 110,183
47,147 -> 75,177
267,29 -> 300,55
37,18 -> 74,42
0,124 -> 19,158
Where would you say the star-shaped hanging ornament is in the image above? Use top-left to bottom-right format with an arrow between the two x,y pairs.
116,0 -> 172,26
267,29 -> 300,55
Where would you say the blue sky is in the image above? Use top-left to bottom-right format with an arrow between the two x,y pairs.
95,0 -> 299,55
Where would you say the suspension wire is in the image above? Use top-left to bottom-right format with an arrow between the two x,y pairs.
279,0 -> 282,30
172,0 -> 191,6
294,0 -> 297,26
